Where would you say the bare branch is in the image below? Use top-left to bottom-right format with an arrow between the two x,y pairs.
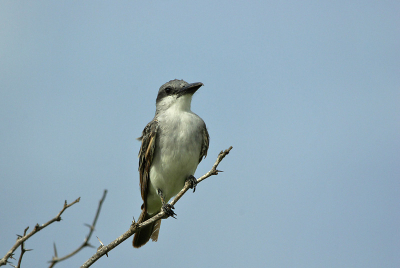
9,227 -> 32,268
0,198 -> 81,267
48,190 -> 108,268
80,146 -> 233,268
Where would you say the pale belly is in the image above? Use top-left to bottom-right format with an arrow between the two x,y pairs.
146,112 -> 203,215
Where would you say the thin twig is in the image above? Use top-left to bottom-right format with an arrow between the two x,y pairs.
0,198 -> 81,267
80,146 -> 233,268
48,190 -> 108,268
9,227 -> 32,268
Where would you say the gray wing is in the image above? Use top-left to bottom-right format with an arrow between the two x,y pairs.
199,125 -> 209,163
137,118 -> 158,211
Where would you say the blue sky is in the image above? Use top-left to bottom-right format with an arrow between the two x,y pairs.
1,1 -> 399,267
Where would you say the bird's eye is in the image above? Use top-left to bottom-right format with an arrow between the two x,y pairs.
165,87 -> 172,94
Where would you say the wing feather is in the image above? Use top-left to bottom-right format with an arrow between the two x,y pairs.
137,119 -> 158,212
199,125 -> 209,163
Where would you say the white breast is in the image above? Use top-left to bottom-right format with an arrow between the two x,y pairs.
146,104 -> 204,214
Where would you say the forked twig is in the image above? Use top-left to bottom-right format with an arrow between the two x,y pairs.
0,198 -> 81,267
48,190 -> 108,267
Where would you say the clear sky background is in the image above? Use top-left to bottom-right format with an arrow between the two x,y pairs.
1,1 -> 399,267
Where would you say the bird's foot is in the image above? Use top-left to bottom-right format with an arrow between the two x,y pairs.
185,175 -> 198,193
162,203 -> 176,219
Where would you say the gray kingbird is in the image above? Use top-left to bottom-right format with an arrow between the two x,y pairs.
133,79 -> 209,248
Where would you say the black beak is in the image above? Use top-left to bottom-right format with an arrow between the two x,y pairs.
178,82 -> 203,97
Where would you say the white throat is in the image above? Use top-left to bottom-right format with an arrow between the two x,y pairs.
156,95 -> 193,114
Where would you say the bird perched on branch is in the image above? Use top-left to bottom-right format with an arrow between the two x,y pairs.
133,79 -> 209,248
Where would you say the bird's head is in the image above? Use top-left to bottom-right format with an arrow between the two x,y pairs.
155,79 -> 203,113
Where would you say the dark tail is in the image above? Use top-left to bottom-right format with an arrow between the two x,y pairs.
133,209 -> 161,248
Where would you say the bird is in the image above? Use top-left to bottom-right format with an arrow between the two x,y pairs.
132,79 -> 209,248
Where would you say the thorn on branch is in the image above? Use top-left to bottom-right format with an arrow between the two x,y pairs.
84,223 -> 95,231
96,237 -> 108,257
53,243 -> 58,258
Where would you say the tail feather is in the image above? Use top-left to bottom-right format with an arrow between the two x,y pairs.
132,210 -> 161,248
150,218 -> 161,241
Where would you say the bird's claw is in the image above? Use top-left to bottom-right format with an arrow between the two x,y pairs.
162,204 -> 176,219
186,175 -> 198,193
